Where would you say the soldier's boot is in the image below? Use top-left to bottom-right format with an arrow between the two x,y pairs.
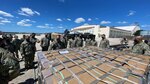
25,63 -> 29,69
28,55 -> 34,69
24,57 -> 29,69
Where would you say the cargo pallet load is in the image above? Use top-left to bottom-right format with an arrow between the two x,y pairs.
36,46 -> 150,84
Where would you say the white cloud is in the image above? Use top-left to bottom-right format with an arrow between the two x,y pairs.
88,18 -> 92,21
1,19 -> 11,23
100,21 -> 111,24
0,17 -> 11,25
17,19 -> 34,27
67,18 -> 71,21
34,11 -> 40,15
141,24 -> 150,28
128,10 -> 136,16
56,18 -> 63,21
58,26 -> 63,29
18,8 -> 40,16
0,10 -> 14,17
37,24 -> 53,29
117,21 -> 128,24
74,17 -> 85,23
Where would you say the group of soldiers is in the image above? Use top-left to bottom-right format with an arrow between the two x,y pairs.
40,34 -> 67,51
41,33 -> 150,56
98,35 -> 149,56
40,34 -> 98,51
67,34 -> 97,48
0,33 -> 38,84
101,35 -> 150,56
0,32 -> 150,84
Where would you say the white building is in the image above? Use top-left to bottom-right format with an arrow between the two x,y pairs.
71,25 -> 140,38
71,25 -> 100,38
115,25 -> 140,35
141,30 -> 150,36
101,27 -> 132,38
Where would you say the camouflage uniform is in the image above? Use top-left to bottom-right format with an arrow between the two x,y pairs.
48,41 -> 55,50
121,38 -> 128,44
68,38 -> 76,48
61,37 -> 67,49
85,38 -> 91,46
20,38 -> 25,43
20,40 -> 35,69
3,38 -> 15,54
56,37 -> 66,49
99,39 -> 109,49
30,37 -> 38,53
132,42 -> 150,55
48,39 -> 60,50
75,37 -> 83,47
12,39 -> 21,58
91,40 -> 97,46
41,37 -> 49,51
0,47 -> 20,84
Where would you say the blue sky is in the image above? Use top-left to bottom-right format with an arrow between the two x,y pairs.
0,0 -> 150,33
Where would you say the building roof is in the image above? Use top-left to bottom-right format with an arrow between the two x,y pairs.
115,26 -> 138,31
72,25 -> 98,31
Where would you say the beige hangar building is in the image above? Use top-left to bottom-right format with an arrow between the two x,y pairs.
71,25 -> 140,39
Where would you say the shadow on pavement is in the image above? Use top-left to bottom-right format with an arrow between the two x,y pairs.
19,72 -> 25,76
20,61 -> 38,71
34,61 -> 38,65
20,68 -> 26,72
33,65 -> 38,69
18,78 -> 38,84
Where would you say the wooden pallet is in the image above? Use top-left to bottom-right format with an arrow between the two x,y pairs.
37,46 -> 150,84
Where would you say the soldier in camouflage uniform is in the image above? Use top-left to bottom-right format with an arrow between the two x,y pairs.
68,37 -> 76,48
75,35 -> 83,47
48,39 -> 60,50
85,36 -> 92,46
0,38 -> 20,84
0,38 -> 5,48
20,35 -> 35,69
121,37 -> 128,44
30,33 -> 38,53
132,36 -> 150,55
20,35 -> 26,43
56,35 -> 65,49
12,35 -> 21,58
48,39 -> 55,50
29,33 -> 39,64
99,34 -> 110,49
61,36 -> 68,49
2,34 -> 15,54
91,39 -> 97,46
19,35 -> 26,60
41,34 -> 49,51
